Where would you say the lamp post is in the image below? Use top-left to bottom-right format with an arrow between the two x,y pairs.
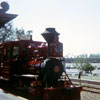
0,2 -> 18,28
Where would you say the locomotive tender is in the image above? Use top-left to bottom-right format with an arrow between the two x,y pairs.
0,28 -> 82,100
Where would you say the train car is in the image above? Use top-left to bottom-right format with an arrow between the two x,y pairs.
0,28 -> 82,100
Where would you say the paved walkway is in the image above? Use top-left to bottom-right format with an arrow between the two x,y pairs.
0,89 -> 28,100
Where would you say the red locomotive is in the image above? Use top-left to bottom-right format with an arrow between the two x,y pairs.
0,28 -> 82,100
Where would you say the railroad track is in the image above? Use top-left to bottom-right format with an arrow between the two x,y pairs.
82,86 -> 100,94
70,78 -> 100,94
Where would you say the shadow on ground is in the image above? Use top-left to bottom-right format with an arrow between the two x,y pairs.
0,80 -> 42,100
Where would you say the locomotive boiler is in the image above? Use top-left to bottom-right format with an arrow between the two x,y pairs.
0,28 -> 82,100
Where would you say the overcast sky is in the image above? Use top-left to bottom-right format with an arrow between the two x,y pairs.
1,0 -> 100,56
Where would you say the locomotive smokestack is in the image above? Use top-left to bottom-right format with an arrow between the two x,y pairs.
41,28 -> 59,44
41,28 -> 60,56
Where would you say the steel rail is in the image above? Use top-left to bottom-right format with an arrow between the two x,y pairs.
82,87 -> 100,94
82,85 -> 100,90
69,78 -> 100,94
70,78 -> 100,85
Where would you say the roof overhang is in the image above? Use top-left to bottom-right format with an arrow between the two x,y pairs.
0,13 -> 18,27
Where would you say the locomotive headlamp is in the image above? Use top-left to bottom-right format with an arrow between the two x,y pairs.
0,2 -> 18,28
54,66 -> 60,73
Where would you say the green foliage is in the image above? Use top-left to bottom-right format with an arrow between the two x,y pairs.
77,54 -> 88,58
89,54 -> 100,58
0,22 -> 33,43
74,55 -> 95,73
0,22 -> 15,42
74,55 -> 88,70
82,62 -> 95,73
15,28 -> 32,40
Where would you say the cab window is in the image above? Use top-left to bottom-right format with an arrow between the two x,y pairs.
13,47 -> 19,59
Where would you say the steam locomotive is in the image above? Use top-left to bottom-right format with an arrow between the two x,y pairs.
0,28 -> 82,100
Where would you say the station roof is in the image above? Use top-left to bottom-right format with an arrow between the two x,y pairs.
0,2 -> 18,27
0,13 -> 18,27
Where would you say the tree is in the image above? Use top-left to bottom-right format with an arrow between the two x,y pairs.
74,55 -> 88,70
89,54 -> 100,58
0,22 -> 33,43
82,62 -> 95,74
0,22 -> 15,42
15,28 -> 33,40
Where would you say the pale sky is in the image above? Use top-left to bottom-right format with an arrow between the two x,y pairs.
1,0 -> 100,56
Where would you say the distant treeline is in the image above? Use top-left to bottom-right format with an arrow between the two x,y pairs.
65,58 -> 100,63
65,54 -> 100,58
89,54 -> 100,58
